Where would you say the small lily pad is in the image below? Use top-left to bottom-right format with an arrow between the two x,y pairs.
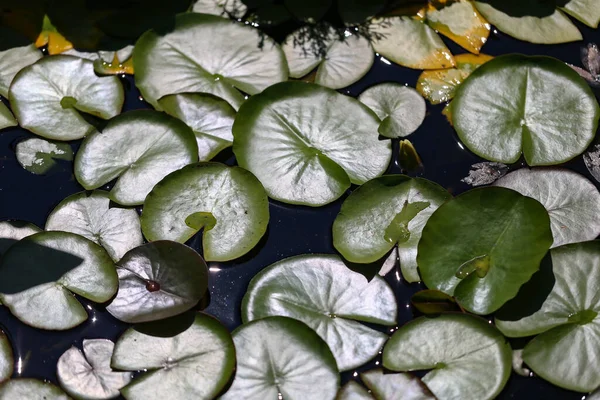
361,369 -> 436,400
75,110 -> 198,206
383,314 -> 512,400
0,45 -> 42,98
57,339 -> 132,400
0,102 -> 16,130
9,55 -> 124,141
0,220 -> 41,256
0,379 -> 69,399
15,138 -> 73,175
46,191 -> 143,261
192,0 -> 247,18
0,331 -> 13,383
221,316 -> 339,400
358,83 -> 426,138
242,254 -> 397,371
112,313 -> 235,400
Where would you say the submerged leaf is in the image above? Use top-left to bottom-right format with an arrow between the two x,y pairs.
15,138 -> 73,175
411,289 -> 461,315
461,161 -> 508,187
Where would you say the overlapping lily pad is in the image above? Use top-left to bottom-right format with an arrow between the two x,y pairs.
242,254 -> 397,370
361,369 -> 436,400
0,331 -> 13,383
75,110 -> 198,206
15,138 -> 73,175
0,45 -> 42,97
0,379 -> 69,399
233,81 -> 391,206
0,220 -> 41,256
0,103 -> 16,130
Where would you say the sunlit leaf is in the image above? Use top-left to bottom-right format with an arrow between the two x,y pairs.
0,44 -> 42,98
336,381 -> 372,400
361,368 -> 436,400
15,138 -> 73,175
193,0 -> 247,17
0,379 -> 69,399
0,331 -> 13,383
511,349 -> 532,377
560,0 -> 600,28
0,102 -> 16,130
0,220 -> 41,256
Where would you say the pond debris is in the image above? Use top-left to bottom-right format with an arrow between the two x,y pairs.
568,42 -> 600,88
461,162 -> 508,186
584,144 -> 600,183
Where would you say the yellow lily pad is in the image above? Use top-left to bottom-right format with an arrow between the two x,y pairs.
35,15 -> 73,55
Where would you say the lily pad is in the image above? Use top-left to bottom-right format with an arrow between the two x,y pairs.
418,186 -> 553,314
57,339 -> 132,400
0,44 -> 42,97
0,379 -> 69,399
369,17 -> 455,70
494,168 -> 600,248
333,175 -> 451,283
496,241 -> 600,392
9,55 -> 124,141
233,81 -> 391,206
141,163 -> 269,261
452,54 -> 599,166
112,313 -> 235,400
361,369 -> 436,400
0,220 -> 41,255
74,110 -> 198,206
0,231 -> 117,330
192,0 -> 247,18
358,83 -> 426,138
158,93 -> 235,161
221,316 -> 339,400
106,241 -> 208,323
411,290 -> 462,315
0,331 -> 13,383
561,0 -> 600,28
283,27 -> 374,89
0,102 -> 16,130
46,191 -> 143,261
336,381 -> 372,400
383,314 -> 512,400
134,13 -> 287,110
15,138 -> 73,175
242,254 -> 397,371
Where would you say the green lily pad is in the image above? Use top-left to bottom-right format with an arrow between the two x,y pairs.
15,138 -> 73,175
141,163 -> 269,261
496,241 -> 600,392
192,0 -> 247,18
221,316 -> 339,400
358,83 -> 426,138
9,55 -> 124,141
383,314 -> 512,400
57,339 -> 132,400
106,241 -> 208,323
336,381 -> 372,400
74,110 -> 198,206
112,313 -> 235,400
333,175 -> 451,283
0,331 -> 13,383
0,231 -> 117,330
561,0 -> 600,28
452,54 -> 599,166
418,187 -> 553,314
242,254 -> 397,371
158,93 -> 235,161
0,44 -> 42,98
0,220 -> 41,256
134,13 -> 287,110
0,379 -> 69,399
494,168 -> 600,248
46,191 -> 143,261
283,27 -> 374,89
233,81 -> 391,206
361,369 -> 436,400
0,101 -> 16,130
411,290 -> 462,315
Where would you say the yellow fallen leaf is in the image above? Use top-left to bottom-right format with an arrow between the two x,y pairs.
35,15 -> 73,55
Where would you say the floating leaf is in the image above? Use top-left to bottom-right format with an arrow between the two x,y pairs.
494,168 -> 600,248
57,339 -> 132,400
9,55 -> 124,141
112,313 -> 235,400
496,241 -> 600,392
333,175 -> 451,283
0,231 -> 117,330
336,381 -> 372,400
383,314 -> 512,400
46,191 -> 143,261
369,17 -> 455,70
560,0 -> 600,28
0,102 -> 16,130
0,379 -> 69,399
134,13 -> 287,110
15,138 -> 73,175
0,44 -> 42,97
0,220 -> 41,256
242,254 -> 397,370
411,289 -> 461,315
233,81 -> 391,206
358,83 -> 426,138
361,368 -> 436,400
75,110 -> 198,206
34,15 -> 72,54
452,54 -> 599,165
192,0 -> 248,18
582,42 -> 600,77
222,316 -> 339,400
0,331 -> 13,383
94,46 -> 135,76
158,93 -> 235,161
418,187 -> 553,314
106,241 -> 208,323
398,139 -> 424,173
142,163 -> 269,261
512,349 -> 532,377
461,161 -> 508,187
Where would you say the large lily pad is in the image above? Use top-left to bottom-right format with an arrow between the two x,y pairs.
46,191 -> 143,261
494,168 -> 600,248
57,339 -> 132,400
361,369 -> 436,400
242,254 -> 397,371
233,81 -> 391,206
15,138 -> 73,175
0,331 -> 13,383
333,175 -> 451,283
221,316 -> 339,400
452,54 -> 599,166
75,110 -> 198,206
418,187 -> 553,314
106,241 -> 208,323
0,44 -> 42,97
496,241 -> 600,392
134,13 -> 287,110
9,55 -> 124,141
141,163 -> 269,261
0,220 -> 41,256
0,379 -> 69,399
112,313 -> 235,400
0,102 -> 16,130
0,231 -> 117,330
383,314 -> 512,400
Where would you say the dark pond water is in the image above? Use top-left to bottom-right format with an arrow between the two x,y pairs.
0,18 -> 598,400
